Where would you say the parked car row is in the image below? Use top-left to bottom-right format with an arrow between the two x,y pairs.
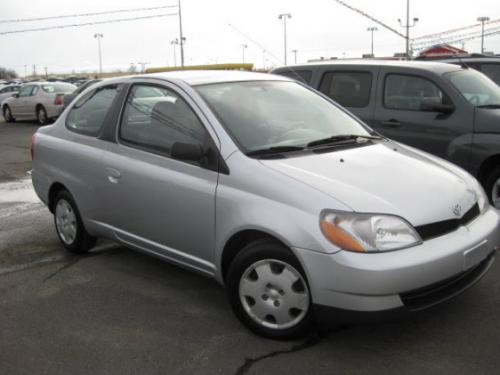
272,60 -> 500,209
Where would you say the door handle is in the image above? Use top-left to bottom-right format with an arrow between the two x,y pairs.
105,167 -> 121,184
380,119 -> 402,128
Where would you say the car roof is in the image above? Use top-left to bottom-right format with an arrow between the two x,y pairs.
438,57 -> 500,63
100,70 -> 292,86
272,59 -> 465,75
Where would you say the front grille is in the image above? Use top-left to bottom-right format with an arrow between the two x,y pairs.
415,203 -> 480,241
400,252 -> 495,311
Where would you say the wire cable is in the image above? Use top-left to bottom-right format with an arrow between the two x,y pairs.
0,5 -> 178,24
0,13 -> 178,35
413,19 -> 500,41
330,0 -> 406,39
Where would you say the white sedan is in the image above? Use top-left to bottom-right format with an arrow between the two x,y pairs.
2,82 -> 76,125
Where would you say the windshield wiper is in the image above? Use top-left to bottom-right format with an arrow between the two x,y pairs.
307,134 -> 382,148
476,104 -> 500,109
246,145 -> 305,157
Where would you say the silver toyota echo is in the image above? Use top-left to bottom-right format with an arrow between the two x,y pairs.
31,71 -> 499,339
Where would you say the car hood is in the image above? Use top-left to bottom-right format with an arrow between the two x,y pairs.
260,142 -> 478,226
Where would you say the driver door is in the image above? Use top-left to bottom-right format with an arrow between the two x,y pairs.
372,70 -> 473,169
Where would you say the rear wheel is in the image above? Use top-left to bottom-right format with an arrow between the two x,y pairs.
226,239 -> 313,339
53,190 -> 96,254
36,106 -> 48,125
485,166 -> 500,209
3,105 -> 14,122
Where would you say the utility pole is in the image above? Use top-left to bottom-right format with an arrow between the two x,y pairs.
23,65 -> 27,79
94,33 -> 104,75
477,16 -> 490,54
241,44 -> 248,63
367,27 -> 378,56
44,66 -> 48,80
171,39 -> 179,66
178,0 -> 185,67
292,49 -> 298,64
278,13 -> 292,65
32,64 -> 36,78
398,0 -> 418,59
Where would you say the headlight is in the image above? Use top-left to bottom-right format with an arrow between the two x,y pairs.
320,210 -> 422,253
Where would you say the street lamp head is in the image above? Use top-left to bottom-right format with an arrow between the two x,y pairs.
94,33 -> 103,39
413,17 -> 419,23
278,13 -> 292,19
477,16 -> 490,22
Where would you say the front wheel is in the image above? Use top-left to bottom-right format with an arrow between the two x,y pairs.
54,190 -> 96,253
36,106 -> 48,125
485,166 -> 500,209
3,105 -> 14,122
226,239 -> 313,339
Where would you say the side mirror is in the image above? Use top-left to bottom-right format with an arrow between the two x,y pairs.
420,98 -> 454,114
171,142 -> 204,162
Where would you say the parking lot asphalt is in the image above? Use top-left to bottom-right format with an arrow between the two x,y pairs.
1,119 -> 500,375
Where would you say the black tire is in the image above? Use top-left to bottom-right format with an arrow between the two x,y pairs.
3,105 -> 14,122
484,165 -> 500,209
53,190 -> 96,254
36,105 -> 48,125
226,239 -> 314,340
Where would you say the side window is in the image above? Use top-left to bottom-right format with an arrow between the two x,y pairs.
384,74 -> 448,111
319,71 -> 372,108
120,84 -> 208,163
66,85 -> 120,136
31,86 -> 39,96
275,70 -> 313,84
480,64 -> 500,86
18,85 -> 34,97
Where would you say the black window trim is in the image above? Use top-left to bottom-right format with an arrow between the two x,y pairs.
382,72 -> 455,112
116,81 -> 226,173
64,83 -> 122,137
319,70 -> 374,109
275,69 -> 313,84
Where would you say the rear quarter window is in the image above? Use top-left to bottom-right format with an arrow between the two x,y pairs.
66,84 -> 120,136
42,83 -> 76,93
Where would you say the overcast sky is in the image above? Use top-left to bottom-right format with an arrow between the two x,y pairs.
0,0 -> 499,76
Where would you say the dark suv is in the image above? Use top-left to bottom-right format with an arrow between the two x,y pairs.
272,60 -> 500,208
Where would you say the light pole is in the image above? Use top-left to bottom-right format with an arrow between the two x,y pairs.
23,65 -> 27,79
241,44 -> 248,63
367,27 -> 378,56
292,49 -> 298,64
477,16 -> 490,54
44,66 -> 48,80
278,13 -> 292,65
171,39 -> 179,66
398,0 -> 418,59
178,0 -> 185,67
94,33 -> 104,75
137,62 -> 150,73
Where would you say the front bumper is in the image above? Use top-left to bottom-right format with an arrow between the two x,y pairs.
294,206 -> 500,312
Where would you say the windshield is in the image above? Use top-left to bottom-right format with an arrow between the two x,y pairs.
447,70 -> 500,107
195,81 -> 371,152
